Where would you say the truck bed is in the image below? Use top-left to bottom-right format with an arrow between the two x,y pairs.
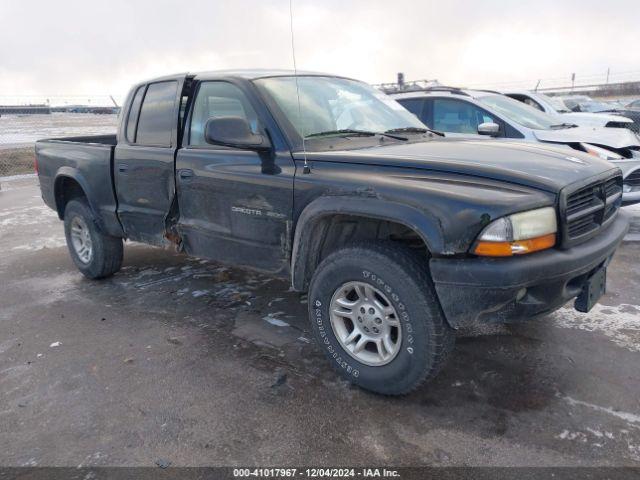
38,134 -> 118,146
35,134 -> 124,237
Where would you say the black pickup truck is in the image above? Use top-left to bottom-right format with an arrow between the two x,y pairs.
36,71 -> 629,395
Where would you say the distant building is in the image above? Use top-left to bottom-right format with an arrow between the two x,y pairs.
0,104 -> 51,115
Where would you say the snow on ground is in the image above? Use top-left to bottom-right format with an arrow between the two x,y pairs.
0,113 -> 117,148
0,173 -> 36,182
551,303 -> 640,352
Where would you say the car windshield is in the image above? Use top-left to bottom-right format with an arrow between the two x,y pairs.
540,93 -> 571,113
478,94 -> 559,130
561,96 -> 591,110
578,101 -> 611,112
254,76 -> 426,140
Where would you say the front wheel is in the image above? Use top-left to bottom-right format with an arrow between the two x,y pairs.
63,199 -> 123,279
308,242 -> 454,395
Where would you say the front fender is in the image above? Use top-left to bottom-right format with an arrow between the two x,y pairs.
290,195 -> 445,291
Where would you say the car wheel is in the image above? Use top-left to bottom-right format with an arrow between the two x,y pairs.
308,242 -> 455,395
64,199 -> 123,279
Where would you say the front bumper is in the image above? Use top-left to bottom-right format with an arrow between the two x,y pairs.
429,210 -> 630,328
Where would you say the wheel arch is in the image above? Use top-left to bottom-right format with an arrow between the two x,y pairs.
53,168 -> 102,226
290,196 -> 445,291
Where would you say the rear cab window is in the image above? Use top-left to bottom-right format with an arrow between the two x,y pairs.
125,86 -> 145,142
135,81 -> 179,147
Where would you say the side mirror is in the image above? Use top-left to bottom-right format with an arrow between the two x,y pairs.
204,116 -> 271,150
477,122 -> 500,136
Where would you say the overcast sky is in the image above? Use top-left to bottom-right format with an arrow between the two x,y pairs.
1,0 -> 638,101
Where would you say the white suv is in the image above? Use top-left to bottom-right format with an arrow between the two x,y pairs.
391,87 -> 640,205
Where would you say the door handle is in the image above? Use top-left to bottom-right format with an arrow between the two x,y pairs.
118,163 -> 129,173
179,169 -> 195,179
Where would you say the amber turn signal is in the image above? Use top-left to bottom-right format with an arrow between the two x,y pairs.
473,233 -> 556,257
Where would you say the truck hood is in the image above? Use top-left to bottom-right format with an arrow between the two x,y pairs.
560,112 -> 634,127
533,125 -> 640,149
305,139 -> 618,194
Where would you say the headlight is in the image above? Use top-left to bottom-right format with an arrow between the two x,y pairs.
580,143 -> 623,160
473,207 -> 557,257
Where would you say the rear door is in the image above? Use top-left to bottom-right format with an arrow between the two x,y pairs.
114,76 -> 186,244
175,79 -> 295,274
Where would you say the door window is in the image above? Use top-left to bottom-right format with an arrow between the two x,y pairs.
135,81 -> 178,147
189,82 -> 260,146
398,98 -> 425,120
523,97 -> 544,111
432,98 -> 499,134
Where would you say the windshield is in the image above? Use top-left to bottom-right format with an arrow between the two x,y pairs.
540,93 -> 570,113
254,76 -> 426,140
578,101 -> 611,112
478,94 -> 560,130
561,96 -> 592,110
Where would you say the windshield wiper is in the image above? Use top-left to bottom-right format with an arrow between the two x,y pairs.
385,127 -> 428,133
305,129 -> 408,141
385,126 -> 444,137
549,122 -> 578,129
305,129 -> 377,138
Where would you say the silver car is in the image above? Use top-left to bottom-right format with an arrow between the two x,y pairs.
392,87 -> 640,205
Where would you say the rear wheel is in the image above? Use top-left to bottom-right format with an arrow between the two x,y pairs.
308,242 -> 454,395
63,199 -> 123,279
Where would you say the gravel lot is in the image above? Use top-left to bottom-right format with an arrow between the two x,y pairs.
1,176 -> 640,467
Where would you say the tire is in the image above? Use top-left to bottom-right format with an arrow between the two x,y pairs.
308,242 -> 454,395
63,198 -> 123,279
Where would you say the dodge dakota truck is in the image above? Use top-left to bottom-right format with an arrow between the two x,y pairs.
36,71 -> 630,395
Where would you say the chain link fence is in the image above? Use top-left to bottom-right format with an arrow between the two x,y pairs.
0,112 -> 118,178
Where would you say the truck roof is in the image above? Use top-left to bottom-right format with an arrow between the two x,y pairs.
139,69 -> 349,84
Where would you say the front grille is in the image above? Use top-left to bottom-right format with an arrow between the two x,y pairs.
561,173 -> 622,247
626,169 -> 640,188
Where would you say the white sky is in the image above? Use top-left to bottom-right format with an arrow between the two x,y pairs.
1,0 -> 638,101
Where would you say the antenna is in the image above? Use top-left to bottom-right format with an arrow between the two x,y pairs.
289,0 -> 310,174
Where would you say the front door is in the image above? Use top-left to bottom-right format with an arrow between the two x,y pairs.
115,77 -> 185,244
175,80 -> 295,274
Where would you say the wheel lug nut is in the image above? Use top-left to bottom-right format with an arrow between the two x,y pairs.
368,308 -> 375,314
360,307 -> 365,314
358,317 -> 363,322
375,318 -> 382,324
373,327 -> 379,333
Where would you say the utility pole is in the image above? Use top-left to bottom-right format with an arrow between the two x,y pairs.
534,79 -> 541,91
606,68 -> 610,84
571,73 -> 575,91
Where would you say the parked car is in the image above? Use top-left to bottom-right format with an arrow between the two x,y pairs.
626,99 -> 640,109
504,90 -> 635,130
603,99 -> 631,109
392,87 -> 640,205
560,95 -> 640,134
36,71 -> 629,395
